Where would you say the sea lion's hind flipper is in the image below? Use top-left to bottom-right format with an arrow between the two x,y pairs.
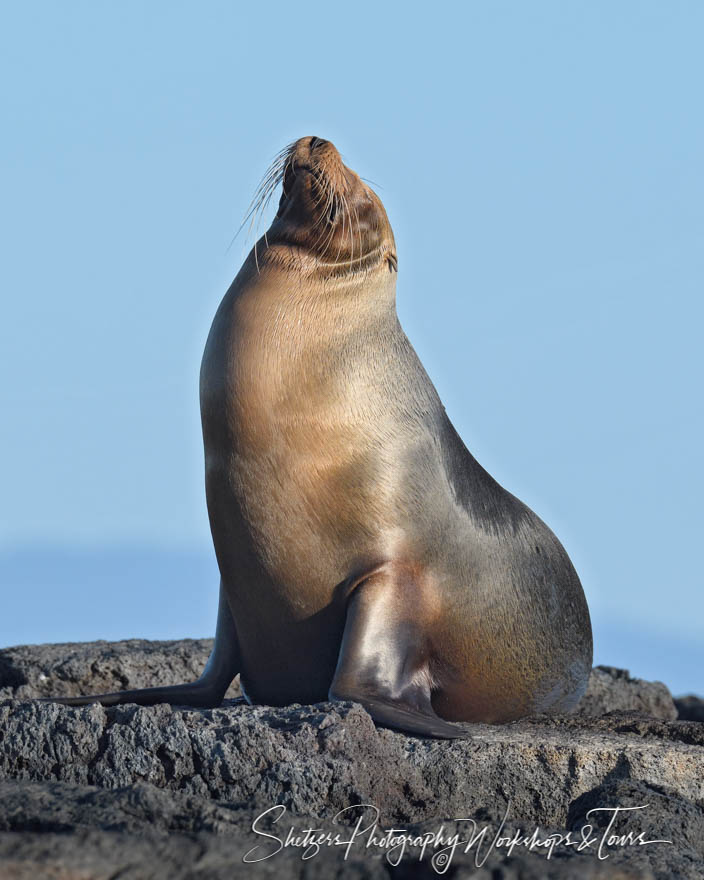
40,581 -> 241,709
328,567 -> 473,739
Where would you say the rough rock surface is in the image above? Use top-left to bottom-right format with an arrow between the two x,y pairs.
0,640 -> 701,879
574,666 -> 677,721
0,638 -> 242,702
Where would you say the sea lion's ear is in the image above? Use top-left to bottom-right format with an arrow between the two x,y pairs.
386,253 -> 398,273
328,566 -> 472,739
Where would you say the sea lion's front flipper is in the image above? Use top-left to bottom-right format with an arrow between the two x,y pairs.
41,581 -> 240,708
329,566 -> 473,739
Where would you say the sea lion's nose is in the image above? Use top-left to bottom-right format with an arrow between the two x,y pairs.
309,136 -> 328,150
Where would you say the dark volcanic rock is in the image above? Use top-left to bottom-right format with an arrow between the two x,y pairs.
675,694 -> 704,722
3,698 -> 703,828
568,778 -> 704,880
0,779 -> 660,879
0,638 -> 242,702
0,639 -> 701,879
574,666 -> 677,721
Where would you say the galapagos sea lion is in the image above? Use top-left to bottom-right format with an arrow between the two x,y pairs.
45,136 -> 593,737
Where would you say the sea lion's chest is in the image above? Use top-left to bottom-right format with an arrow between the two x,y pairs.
201,276 -> 411,588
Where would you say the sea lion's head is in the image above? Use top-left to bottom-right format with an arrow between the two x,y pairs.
251,137 -> 397,277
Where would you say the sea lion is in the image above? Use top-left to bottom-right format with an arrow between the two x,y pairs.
45,136 -> 593,737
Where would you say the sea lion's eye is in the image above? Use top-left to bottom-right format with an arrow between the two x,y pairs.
387,253 -> 398,273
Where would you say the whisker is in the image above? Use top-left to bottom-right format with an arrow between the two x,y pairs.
340,191 -> 352,262
352,195 -> 362,266
227,142 -> 295,255
310,167 -> 337,254
335,192 -> 346,263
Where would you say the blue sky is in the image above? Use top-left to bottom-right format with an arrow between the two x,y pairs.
1,3 -> 702,693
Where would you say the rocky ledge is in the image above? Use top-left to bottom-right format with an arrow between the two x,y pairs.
0,639 -> 702,879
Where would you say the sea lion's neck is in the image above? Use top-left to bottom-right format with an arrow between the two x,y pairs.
235,259 -> 398,357
199,258 -> 404,451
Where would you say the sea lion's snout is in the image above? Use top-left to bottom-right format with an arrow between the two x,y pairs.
266,136 -> 394,271
279,135 -> 347,203
308,136 -> 329,151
